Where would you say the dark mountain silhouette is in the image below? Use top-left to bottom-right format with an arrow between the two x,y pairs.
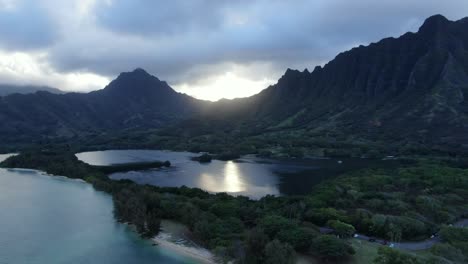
2,15 -> 468,153
0,84 -> 63,96
192,14 -> 468,152
0,68 -> 206,142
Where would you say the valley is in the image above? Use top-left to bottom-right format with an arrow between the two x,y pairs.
0,13 -> 467,264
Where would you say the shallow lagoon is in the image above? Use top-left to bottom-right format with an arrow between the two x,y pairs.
0,164 -> 200,264
77,150 -> 399,199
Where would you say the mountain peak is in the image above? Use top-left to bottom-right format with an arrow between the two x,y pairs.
116,68 -> 159,82
132,68 -> 150,75
120,68 -> 156,79
284,68 -> 301,76
418,14 -> 450,34
101,68 -> 174,96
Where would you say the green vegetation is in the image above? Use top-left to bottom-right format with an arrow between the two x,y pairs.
1,151 -> 170,175
433,226 -> 468,263
2,151 -> 467,263
93,160 -> 171,174
264,240 -> 295,264
430,243 -> 466,263
215,152 -> 241,161
350,240 -> 380,264
305,163 -> 468,241
60,121 -> 468,160
374,247 -> 421,264
310,235 -> 355,261
327,220 -> 356,238
16,117 -> 468,162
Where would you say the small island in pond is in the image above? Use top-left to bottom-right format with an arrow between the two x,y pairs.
191,153 -> 213,163
93,160 -> 171,174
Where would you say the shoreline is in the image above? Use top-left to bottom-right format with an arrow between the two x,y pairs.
152,234 -> 216,264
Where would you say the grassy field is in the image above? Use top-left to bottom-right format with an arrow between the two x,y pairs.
295,240 -> 380,264
349,240 -> 380,264
296,240 -> 436,264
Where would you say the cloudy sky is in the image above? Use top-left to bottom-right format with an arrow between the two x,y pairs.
1,0 -> 467,101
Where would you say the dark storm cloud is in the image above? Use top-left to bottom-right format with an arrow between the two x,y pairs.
95,0 -> 244,36
47,0 -> 468,84
0,1 -> 57,50
1,0 -> 468,91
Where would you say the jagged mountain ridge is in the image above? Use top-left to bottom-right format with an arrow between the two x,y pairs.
194,14 -> 468,150
2,15 -> 468,152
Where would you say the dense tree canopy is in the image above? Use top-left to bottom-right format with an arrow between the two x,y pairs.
374,247 -> 421,264
2,151 -> 468,263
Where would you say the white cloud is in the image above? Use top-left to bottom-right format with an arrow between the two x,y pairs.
0,49 -> 109,91
0,0 -> 16,10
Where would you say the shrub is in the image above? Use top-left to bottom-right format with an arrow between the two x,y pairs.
310,235 -> 355,261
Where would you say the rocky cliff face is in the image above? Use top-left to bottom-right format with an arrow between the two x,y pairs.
2,15 -> 468,152
225,15 -> 468,150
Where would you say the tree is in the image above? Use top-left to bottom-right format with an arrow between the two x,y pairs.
264,240 -> 295,264
386,223 -> 402,243
439,226 -> 468,244
194,217 -> 216,242
194,153 -> 212,163
327,220 -> 356,238
305,208 -> 346,225
145,211 -> 161,238
430,243 -> 466,263
310,235 -> 355,261
277,227 -> 316,251
245,228 -> 268,263
438,226 -> 468,259
370,214 -> 387,236
374,247 -> 421,264
259,215 -> 295,238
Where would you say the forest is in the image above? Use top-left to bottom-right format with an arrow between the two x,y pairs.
1,151 -> 467,263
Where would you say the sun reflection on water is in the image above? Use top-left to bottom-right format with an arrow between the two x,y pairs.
198,161 -> 244,193
223,161 -> 243,193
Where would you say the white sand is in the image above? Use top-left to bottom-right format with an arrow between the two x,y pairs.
153,220 -> 216,264
153,235 -> 216,264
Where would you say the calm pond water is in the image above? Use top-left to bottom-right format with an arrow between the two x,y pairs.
0,163 -> 199,263
76,150 -> 399,199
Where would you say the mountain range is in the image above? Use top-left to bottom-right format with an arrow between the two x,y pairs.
0,69 -> 204,142
1,14 -> 468,154
0,84 -> 62,96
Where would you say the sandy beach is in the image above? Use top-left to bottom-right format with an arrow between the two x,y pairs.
153,220 -> 216,264
153,236 -> 216,264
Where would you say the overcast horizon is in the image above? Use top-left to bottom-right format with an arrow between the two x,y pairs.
1,0 -> 467,101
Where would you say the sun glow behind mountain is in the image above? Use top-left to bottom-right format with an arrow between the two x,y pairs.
0,1 -> 466,101
173,72 -> 275,101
